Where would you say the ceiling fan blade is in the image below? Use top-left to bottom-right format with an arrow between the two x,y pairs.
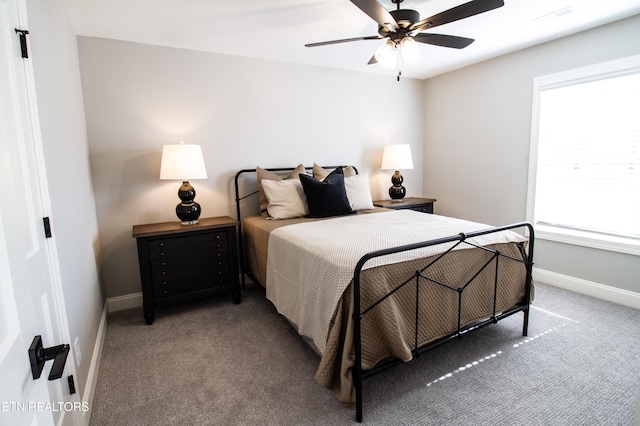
305,35 -> 380,47
413,33 -> 474,49
367,54 -> 378,65
350,0 -> 398,30
410,0 -> 504,32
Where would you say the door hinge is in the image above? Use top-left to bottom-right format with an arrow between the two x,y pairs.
43,217 -> 52,238
14,29 -> 29,58
68,375 -> 76,395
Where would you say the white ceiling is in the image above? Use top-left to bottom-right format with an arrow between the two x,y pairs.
59,0 -> 640,80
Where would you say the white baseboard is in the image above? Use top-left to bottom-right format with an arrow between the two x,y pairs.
104,271 -> 640,313
82,300 -> 108,424
534,267 -> 640,310
107,292 -> 142,313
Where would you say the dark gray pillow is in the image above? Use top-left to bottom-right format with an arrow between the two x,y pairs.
299,167 -> 355,218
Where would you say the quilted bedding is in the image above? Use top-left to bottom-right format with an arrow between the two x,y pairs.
243,210 -> 529,403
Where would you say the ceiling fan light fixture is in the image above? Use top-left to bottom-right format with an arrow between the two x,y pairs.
374,39 -> 398,69
305,0 -> 505,78
399,36 -> 420,66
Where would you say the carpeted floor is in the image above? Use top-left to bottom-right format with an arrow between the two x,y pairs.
89,282 -> 640,425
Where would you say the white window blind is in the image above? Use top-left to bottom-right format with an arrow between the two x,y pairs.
528,56 -> 640,255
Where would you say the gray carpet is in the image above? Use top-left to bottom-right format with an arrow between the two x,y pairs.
89,281 -> 640,425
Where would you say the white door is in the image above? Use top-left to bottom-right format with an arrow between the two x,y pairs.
0,0 -> 80,425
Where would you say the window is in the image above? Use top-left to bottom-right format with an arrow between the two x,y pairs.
527,55 -> 640,256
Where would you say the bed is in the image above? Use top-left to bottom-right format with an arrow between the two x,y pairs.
234,165 -> 534,422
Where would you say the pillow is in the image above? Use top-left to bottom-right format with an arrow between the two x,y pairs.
261,179 -> 308,220
299,167 -> 355,218
312,163 -> 357,181
256,164 -> 306,215
344,172 -> 374,211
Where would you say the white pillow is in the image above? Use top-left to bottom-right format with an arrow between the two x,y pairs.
344,172 -> 374,211
261,178 -> 308,219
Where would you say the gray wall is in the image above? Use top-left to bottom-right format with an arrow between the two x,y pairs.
423,14 -> 640,294
76,37 -> 425,299
26,0 -> 104,404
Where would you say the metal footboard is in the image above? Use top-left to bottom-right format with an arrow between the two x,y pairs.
351,222 -> 534,422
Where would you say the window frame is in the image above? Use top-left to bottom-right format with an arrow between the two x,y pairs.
526,55 -> 640,256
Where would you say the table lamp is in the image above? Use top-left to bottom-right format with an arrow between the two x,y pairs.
159,143 -> 208,224
381,144 -> 414,202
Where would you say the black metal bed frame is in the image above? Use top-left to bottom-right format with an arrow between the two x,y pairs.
234,167 -> 534,423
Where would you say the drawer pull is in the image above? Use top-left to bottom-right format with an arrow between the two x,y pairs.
216,235 -> 221,240
159,242 -> 164,247
162,271 -> 167,276
160,261 -> 166,266
159,252 -> 165,257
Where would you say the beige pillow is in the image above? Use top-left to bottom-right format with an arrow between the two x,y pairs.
256,164 -> 306,215
344,172 -> 374,211
261,179 -> 308,219
312,163 -> 357,181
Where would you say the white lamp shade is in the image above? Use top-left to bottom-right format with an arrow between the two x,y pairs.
381,144 -> 414,170
374,39 -> 398,70
400,37 -> 420,66
159,144 -> 208,180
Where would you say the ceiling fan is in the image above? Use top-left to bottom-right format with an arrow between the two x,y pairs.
305,0 -> 505,78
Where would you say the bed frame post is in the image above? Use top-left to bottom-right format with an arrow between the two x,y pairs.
522,223 -> 535,337
234,169 -> 249,288
353,262 -> 364,423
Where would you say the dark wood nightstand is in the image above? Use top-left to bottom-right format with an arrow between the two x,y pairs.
132,216 -> 241,324
373,197 -> 437,214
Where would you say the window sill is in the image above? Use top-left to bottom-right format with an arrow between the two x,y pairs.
535,224 -> 640,256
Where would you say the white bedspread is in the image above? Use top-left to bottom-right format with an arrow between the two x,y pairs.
265,210 -> 527,354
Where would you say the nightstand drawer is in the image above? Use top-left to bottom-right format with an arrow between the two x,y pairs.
150,250 -> 229,280
152,268 -> 231,298
411,204 -> 433,214
148,231 -> 228,260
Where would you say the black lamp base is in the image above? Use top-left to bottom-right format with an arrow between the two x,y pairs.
176,202 -> 201,225
175,181 -> 202,225
388,170 -> 406,201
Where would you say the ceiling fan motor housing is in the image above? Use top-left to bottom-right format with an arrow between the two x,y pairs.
379,9 -> 420,38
